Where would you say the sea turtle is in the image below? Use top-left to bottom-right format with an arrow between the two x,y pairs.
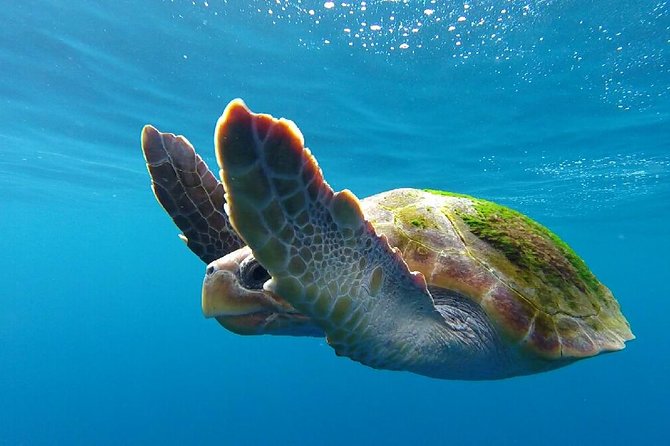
141,99 -> 633,380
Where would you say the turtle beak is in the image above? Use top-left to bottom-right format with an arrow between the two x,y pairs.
201,248 -> 323,337
202,263 -> 245,317
201,248 -> 278,318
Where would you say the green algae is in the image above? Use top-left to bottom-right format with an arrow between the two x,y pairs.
424,189 -> 601,294
410,219 -> 427,229
424,189 -> 476,200
396,204 -> 431,230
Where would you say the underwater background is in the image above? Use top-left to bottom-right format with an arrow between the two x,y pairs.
1,1 -> 669,444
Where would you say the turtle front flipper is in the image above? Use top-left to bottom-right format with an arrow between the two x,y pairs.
216,100 -> 445,371
141,125 -> 244,263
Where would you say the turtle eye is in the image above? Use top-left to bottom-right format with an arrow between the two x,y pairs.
239,258 -> 270,290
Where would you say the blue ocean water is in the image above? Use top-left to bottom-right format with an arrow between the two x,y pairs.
1,0 -> 669,444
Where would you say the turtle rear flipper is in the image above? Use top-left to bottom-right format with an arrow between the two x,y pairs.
141,125 -> 244,263
216,100 -> 452,371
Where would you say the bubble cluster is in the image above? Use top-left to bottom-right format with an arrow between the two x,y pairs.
243,0 -> 539,59
177,1 -> 669,112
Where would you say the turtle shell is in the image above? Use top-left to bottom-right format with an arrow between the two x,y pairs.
360,188 -> 634,360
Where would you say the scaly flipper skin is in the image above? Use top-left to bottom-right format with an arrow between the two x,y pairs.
141,125 -> 244,263
216,100 -> 453,372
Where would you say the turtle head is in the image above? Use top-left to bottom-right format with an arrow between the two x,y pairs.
202,246 -> 323,337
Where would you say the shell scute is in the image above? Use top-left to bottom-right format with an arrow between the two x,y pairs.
481,284 -> 536,342
431,250 -> 497,303
556,316 -> 598,357
527,312 -> 561,359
